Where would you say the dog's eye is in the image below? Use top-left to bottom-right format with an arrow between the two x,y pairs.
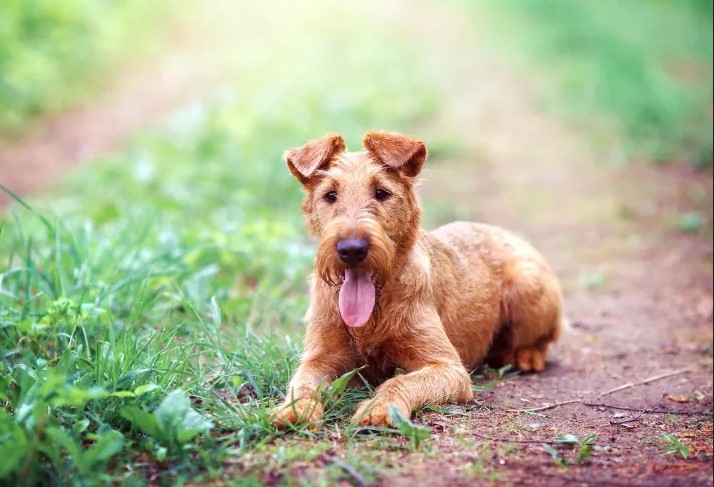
374,188 -> 391,201
324,191 -> 337,203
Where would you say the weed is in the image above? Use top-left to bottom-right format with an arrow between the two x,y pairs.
466,442 -> 496,480
576,434 -> 597,464
543,433 -> 598,467
677,211 -> 705,234
388,405 -> 431,451
542,444 -> 568,468
496,364 -> 515,380
121,389 -> 213,459
471,364 -> 519,396
660,433 -> 690,459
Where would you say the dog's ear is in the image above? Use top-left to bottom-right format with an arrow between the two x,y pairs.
362,131 -> 427,178
285,134 -> 346,184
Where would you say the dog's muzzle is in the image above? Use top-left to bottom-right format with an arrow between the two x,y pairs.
336,238 -> 369,266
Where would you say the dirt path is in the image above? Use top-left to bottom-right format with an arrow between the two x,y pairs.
365,2 -> 713,485
234,2 -> 712,484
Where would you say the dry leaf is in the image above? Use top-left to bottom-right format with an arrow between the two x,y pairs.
666,394 -> 690,403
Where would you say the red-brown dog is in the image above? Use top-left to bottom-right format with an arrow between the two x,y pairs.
274,132 -> 563,427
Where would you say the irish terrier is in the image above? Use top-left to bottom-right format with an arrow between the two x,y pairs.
273,131 -> 563,428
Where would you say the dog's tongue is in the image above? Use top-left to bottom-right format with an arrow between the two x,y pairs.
339,269 -> 375,327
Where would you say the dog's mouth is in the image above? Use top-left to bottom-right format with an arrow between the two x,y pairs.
338,268 -> 375,328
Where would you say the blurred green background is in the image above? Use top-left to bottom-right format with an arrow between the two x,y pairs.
478,0 -> 713,167
0,0 -> 172,132
0,0 -> 711,485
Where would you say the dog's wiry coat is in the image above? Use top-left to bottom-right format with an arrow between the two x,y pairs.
274,132 -> 563,428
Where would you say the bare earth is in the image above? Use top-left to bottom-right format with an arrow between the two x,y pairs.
392,3 -> 713,485
1,0 -> 712,485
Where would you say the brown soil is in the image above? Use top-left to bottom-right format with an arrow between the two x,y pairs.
370,2 -> 714,485
1,0 -> 712,485
377,3 -> 712,485
246,2 -> 713,486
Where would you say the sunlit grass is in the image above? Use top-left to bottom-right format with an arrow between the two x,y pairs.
0,1 -> 437,484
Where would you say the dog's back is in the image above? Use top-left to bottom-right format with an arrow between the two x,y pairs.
428,221 -> 563,371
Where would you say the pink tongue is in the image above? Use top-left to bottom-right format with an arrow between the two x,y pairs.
338,269 -> 376,327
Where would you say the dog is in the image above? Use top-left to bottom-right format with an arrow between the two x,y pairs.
273,131 -> 563,428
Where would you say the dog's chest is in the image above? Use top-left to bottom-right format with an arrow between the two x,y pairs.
353,339 -> 399,386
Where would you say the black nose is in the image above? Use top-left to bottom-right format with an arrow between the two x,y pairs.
336,238 -> 369,266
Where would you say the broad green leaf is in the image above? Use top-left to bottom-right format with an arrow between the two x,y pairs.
176,427 -> 203,444
110,391 -> 136,398
328,366 -> 367,397
46,427 -> 85,473
134,384 -> 160,396
0,418 -> 30,478
155,447 -> 168,462
0,443 -> 30,478
581,434 -> 597,445
48,386 -> 108,407
121,407 -> 161,439
155,390 -> 192,436
555,434 -> 579,444
543,444 -> 560,460
388,405 -> 430,450
85,430 -> 124,466
74,419 -> 90,434
178,409 -> 213,443
209,296 -> 221,328
155,390 -> 212,444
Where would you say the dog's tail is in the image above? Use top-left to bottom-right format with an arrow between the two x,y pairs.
550,312 -> 568,343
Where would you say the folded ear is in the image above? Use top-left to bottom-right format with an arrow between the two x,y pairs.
362,131 -> 427,177
285,134 -> 346,184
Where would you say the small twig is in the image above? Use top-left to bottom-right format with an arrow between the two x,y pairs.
472,432 -> 604,447
473,432 -> 559,445
584,402 -> 712,416
596,367 -> 692,398
505,398 -> 582,413
610,409 -> 646,425
324,455 -> 367,487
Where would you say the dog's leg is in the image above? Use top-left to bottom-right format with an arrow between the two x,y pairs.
352,309 -> 473,427
500,257 -> 563,372
273,321 -> 357,428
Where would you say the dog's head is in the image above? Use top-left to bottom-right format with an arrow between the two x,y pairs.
285,131 -> 426,327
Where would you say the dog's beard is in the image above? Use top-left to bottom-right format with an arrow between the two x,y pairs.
314,219 -> 394,326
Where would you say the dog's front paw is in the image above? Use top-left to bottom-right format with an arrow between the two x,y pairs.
272,398 -> 324,428
351,396 -> 410,427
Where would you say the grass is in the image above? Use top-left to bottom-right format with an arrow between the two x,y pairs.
470,0 -> 713,167
659,433 -> 690,459
0,0 -> 173,133
0,1 -> 437,484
